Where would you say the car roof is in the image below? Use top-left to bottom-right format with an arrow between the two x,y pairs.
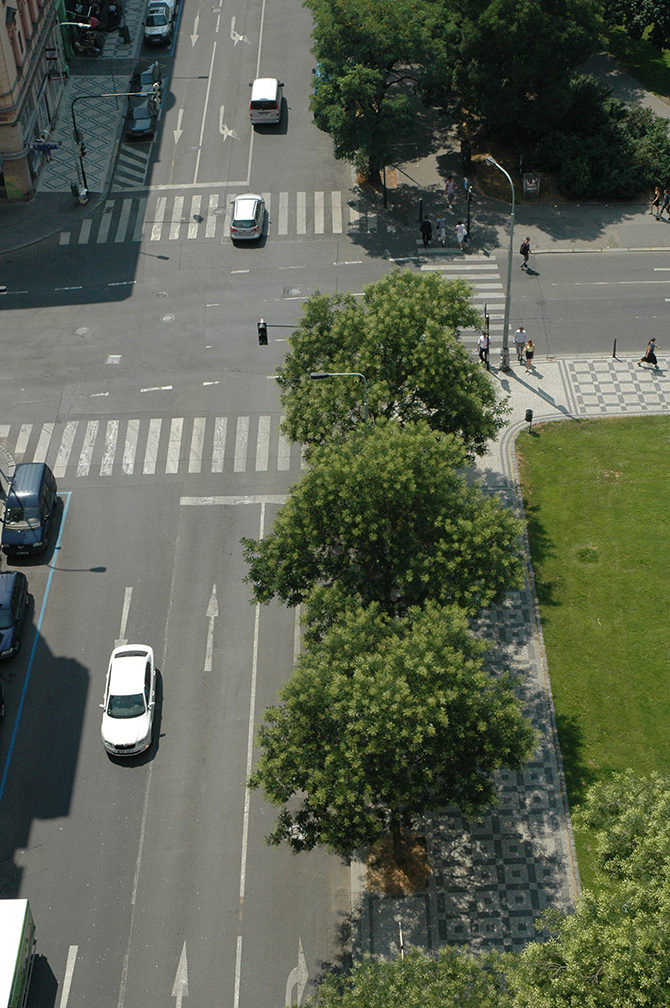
234,194 -> 263,210
109,647 -> 152,693
8,462 -> 49,498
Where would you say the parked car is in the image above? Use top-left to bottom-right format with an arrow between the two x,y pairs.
1,462 -> 57,557
125,93 -> 159,139
129,60 -> 163,96
0,571 -> 29,660
144,0 -> 175,45
230,193 -> 265,240
100,645 -> 156,756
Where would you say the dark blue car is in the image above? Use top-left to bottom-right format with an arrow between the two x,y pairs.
0,571 -> 29,660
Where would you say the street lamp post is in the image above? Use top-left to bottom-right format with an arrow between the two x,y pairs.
486,156 -> 515,371
309,371 -> 369,426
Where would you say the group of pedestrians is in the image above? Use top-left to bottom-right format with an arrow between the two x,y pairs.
419,174 -> 468,249
650,187 -> 670,219
513,326 -> 535,372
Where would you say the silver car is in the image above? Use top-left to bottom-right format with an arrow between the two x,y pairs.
230,193 -> 265,240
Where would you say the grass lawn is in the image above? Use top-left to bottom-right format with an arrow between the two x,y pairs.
516,415 -> 670,890
604,28 -> 670,99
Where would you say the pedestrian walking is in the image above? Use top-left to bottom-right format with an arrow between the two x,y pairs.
520,236 -> 531,269
661,188 -> 670,219
524,338 -> 535,373
445,175 -> 455,208
455,220 -> 467,250
435,213 -> 447,247
650,186 -> 662,218
477,331 -> 491,369
420,216 -> 432,247
638,337 -> 661,369
514,326 -> 527,363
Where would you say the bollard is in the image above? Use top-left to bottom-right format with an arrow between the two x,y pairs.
612,338 -> 617,359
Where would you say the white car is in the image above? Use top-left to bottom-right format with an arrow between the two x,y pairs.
230,193 -> 265,240
100,645 -> 156,756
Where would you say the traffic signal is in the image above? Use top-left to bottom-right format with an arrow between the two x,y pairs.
258,319 -> 268,345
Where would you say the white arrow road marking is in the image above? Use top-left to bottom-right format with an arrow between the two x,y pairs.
115,586 -> 132,646
219,105 -> 239,141
190,13 -> 199,45
172,943 -> 189,1007
173,107 -> 184,144
285,938 -> 308,1006
204,585 -> 218,672
230,14 -> 250,44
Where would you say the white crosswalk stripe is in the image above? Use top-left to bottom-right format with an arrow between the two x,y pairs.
421,260 -> 507,342
112,144 -> 152,190
0,415 -> 301,480
59,190 -> 394,245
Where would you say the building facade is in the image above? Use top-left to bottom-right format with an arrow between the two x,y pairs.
0,0 -> 67,200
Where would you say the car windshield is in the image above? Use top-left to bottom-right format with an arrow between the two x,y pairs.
146,12 -> 168,25
233,217 -> 256,228
0,609 -> 15,630
107,693 -> 146,718
4,506 -> 41,529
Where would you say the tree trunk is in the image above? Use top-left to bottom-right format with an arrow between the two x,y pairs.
390,812 -> 404,865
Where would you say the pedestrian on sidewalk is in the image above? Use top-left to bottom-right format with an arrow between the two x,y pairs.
514,326 -> 527,363
455,220 -> 467,250
420,216 -> 433,247
661,189 -> 670,219
650,187 -> 662,218
638,337 -> 660,369
435,213 -> 447,247
520,236 -> 531,269
445,176 -> 455,208
477,331 -> 491,368
525,338 -> 535,373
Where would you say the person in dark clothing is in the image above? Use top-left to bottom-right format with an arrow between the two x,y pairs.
420,216 -> 432,247
638,338 -> 661,369
520,236 -> 531,269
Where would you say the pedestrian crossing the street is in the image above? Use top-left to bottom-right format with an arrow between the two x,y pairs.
58,190 -> 388,246
421,260 -> 506,344
0,415 -> 301,481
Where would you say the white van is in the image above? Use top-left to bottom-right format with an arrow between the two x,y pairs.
249,78 -> 283,125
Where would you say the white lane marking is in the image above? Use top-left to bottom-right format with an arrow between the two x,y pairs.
180,494 -> 288,505
188,195 -> 202,238
143,418 -> 162,475
331,191 -> 342,233
212,416 -> 227,472
140,385 -> 173,392
59,232 -> 70,245
204,585 -> 218,672
54,421 -> 78,478
278,192 -> 288,235
206,193 -> 218,237
58,945 -> 78,1008
255,415 -> 270,471
33,423 -> 54,464
314,191 -> 324,233
77,420 -> 98,477
100,419 -> 119,475
78,219 -> 92,244
97,201 -> 115,243
166,417 -> 183,474
170,195 -> 184,240
15,424 -> 32,457
116,586 -> 133,646
115,199 -> 132,242
189,417 -> 206,473
234,935 -> 243,1008
0,424 -> 9,440
296,191 -> 306,234
234,415 -> 249,472
193,42 -> 218,184
117,763 -> 154,1008
277,430 -> 290,471
151,196 -> 167,241
123,419 -> 139,474
133,197 -> 147,241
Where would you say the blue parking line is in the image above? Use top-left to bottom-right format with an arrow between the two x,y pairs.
0,491 -> 72,805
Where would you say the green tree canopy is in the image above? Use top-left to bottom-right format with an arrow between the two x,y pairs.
453,0 -> 602,139
601,0 -> 670,49
277,271 -> 504,455
249,602 -> 535,855
242,420 -> 523,614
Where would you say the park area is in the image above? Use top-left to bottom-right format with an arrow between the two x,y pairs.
517,415 -> 670,887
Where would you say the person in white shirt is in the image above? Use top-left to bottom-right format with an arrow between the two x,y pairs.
514,326 -> 527,363
477,331 -> 491,368
455,220 -> 467,250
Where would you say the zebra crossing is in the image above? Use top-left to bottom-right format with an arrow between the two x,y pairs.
421,260 -> 506,344
0,415 -> 301,481
58,190 -> 385,246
